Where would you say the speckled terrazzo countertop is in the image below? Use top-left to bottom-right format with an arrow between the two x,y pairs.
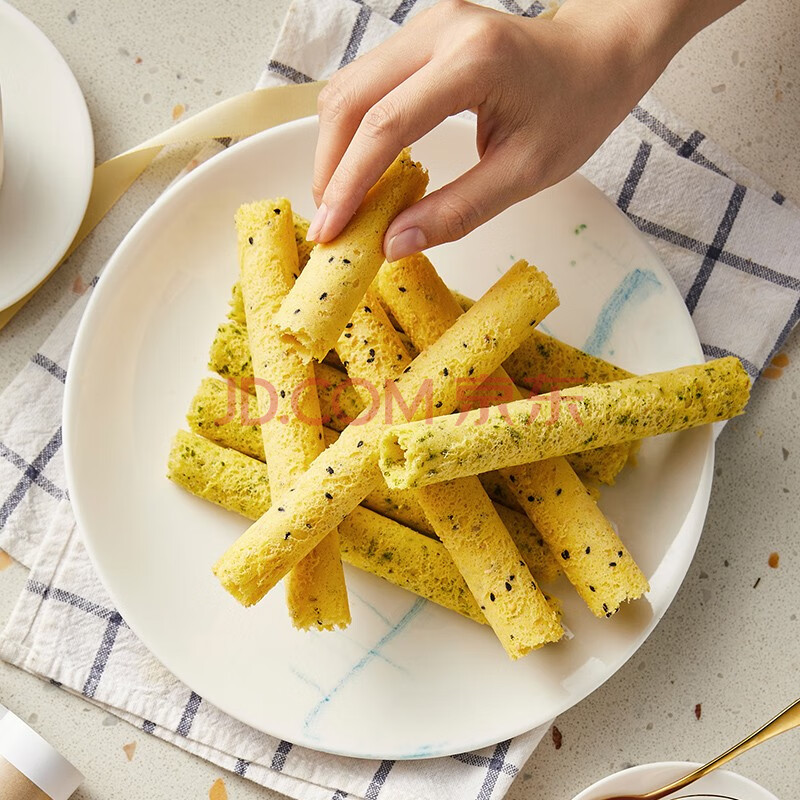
0,2 -> 799,798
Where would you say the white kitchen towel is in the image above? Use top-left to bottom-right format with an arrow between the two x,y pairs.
2,1 -> 800,799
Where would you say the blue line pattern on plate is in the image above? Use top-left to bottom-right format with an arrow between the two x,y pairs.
303,598 -> 426,734
583,268 -> 663,357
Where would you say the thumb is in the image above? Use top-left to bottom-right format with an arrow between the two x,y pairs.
383,149 -> 529,262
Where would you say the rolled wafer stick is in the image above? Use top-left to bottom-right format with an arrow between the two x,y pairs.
167,431 -> 485,623
187,376 -> 434,537
209,323 -> 364,432
380,357 -> 751,489
214,305 -> 622,481
236,198 -> 349,630
334,288 -> 412,406
228,213 -> 314,326
376,254 -> 648,617
454,290 -> 634,484
187,377 -> 560,583
334,267 -> 562,656
213,260 -> 559,607
274,149 -> 428,363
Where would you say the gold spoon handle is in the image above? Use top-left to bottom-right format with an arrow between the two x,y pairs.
642,696 -> 800,799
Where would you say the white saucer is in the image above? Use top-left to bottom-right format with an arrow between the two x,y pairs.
0,0 -> 93,310
573,761 -> 780,800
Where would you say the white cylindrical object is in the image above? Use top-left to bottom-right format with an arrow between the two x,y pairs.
0,706 -> 83,800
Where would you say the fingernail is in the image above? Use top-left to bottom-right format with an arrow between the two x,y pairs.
306,203 -> 328,241
385,227 -> 427,262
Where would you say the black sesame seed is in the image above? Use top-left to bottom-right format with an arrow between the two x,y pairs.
399,287 -> 407,293
435,401 -> 443,408
344,333 -> 352,338
280,390 -> 286,398
585,546 -> 591,554
468,367 -> 474,375
248,236 -> 254,245
509,475 -> 516,483
618,550 -> 623,557
480,605 -> 485,610
489,593 -> 496,602
324,492 -> 333,500
369,348 -> 375,357
277,506 -> 285,512
357,441 -> 364,447
509,575 -> 515,580
442,367 -> 449,376
527,495 -> 535,502
292,272 -> 299,279
561,550 -> 570,560
505,582 -> 512,591
345,322 -> 353,329
343,258 -> 350,264
274,208 -> 281,214
462,342 -> 468,348
519,560 -> 525,567
366,357 -> 374,363
326,466 -> 334,474
364,306 -> 372,313
555,488 -> 562,496
589,585 -> 596,592
606,612 -> 613,618
397,353 -> 403,360
529,319 -> 537,326
328,256 -> 334,263
319,292 -> 328,300
306,522 -> 312,529
609,561 -> 617,567
284,532 -> 291,539
602,603 -> 608,612
293,308 -> 300,314
403,366 -> 411,374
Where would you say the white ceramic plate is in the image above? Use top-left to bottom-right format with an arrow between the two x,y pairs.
573,762 -> 780,800
0,0 -> 93,309
64,116 -> 713,759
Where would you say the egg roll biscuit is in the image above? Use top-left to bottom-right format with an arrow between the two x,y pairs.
334,264 -> 562,656
377,254 -> 648,616
453,290 -> 635,484
213,260 -> 559,606
274,149 -> 428,362
216,309 -> 622,482
380,357 -> 750,488
187,376 -> 434,536
236,198 -> 349,630
188,376 -> 559,583
168,431 -> 484,623
228,212 -> 313,326
209,320 -> 379,430
334,288 -> 412,407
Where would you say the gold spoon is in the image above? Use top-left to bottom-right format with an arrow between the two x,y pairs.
599,697 -> 800,800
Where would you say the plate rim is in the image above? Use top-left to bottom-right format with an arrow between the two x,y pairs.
0,0 -> 94,310
571,760 -> 780,800
64,114 -> 714,759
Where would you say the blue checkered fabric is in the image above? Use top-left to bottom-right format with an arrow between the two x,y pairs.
1,1 -> 799,798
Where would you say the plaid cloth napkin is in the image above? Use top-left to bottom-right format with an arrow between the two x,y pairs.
2,1 -> 800,798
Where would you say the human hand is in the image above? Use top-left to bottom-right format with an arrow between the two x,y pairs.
307,0 -> 739,261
